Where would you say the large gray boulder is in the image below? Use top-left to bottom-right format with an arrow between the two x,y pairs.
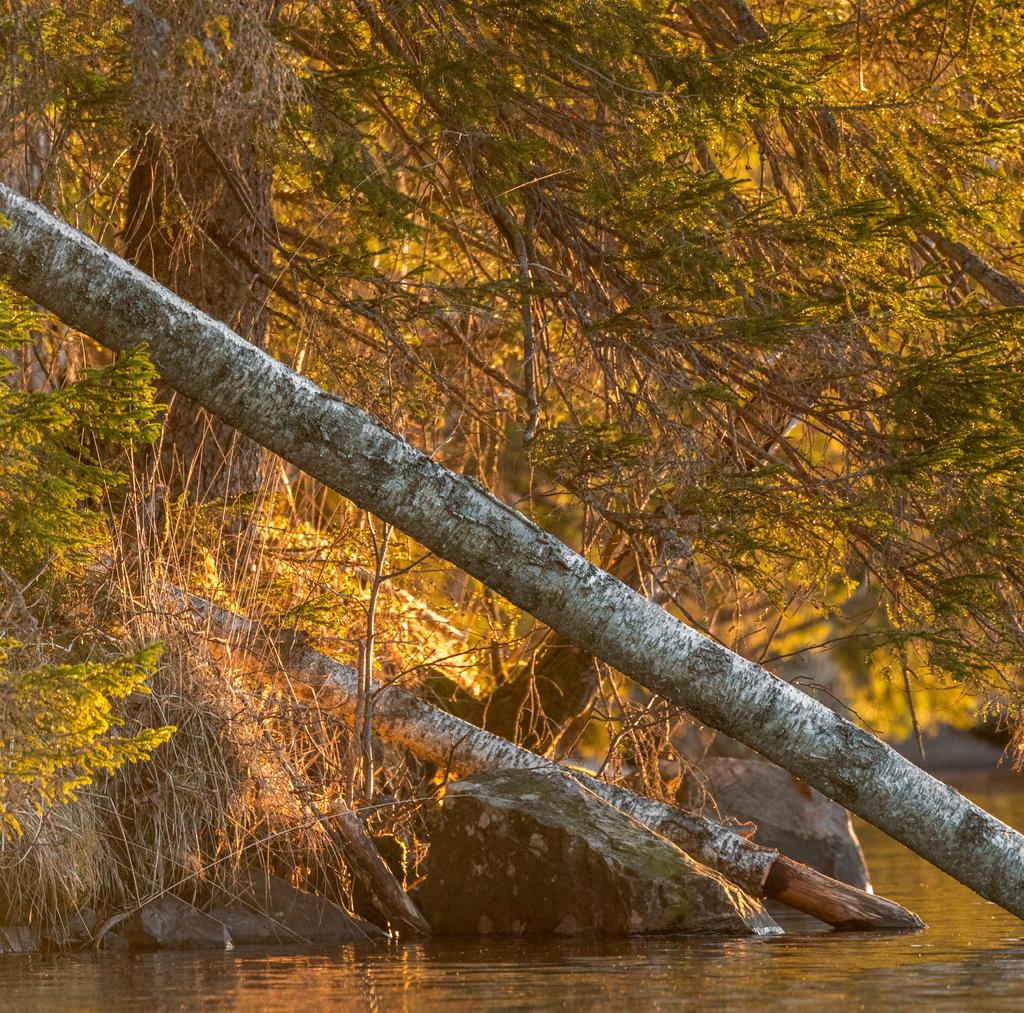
413,769 -> 777,937
689,757 -> 870,890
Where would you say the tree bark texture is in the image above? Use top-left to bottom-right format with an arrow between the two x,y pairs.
123,7 -> 273,501
123,133 -> 271,500
1,182 -> 1021,920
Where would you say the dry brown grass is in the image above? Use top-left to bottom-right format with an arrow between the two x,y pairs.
0,447 -> 449,940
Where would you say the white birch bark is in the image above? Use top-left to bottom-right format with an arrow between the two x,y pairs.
1,183 -> 1022,919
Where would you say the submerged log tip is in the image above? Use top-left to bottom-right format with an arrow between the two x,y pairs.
765,856 -> 925,932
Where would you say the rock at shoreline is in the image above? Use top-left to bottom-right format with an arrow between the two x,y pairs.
74,877 -> 382,952
0,925 -> 39,953
412,769 -> 777,937
121,895 -> 232,951
214,871 -> 384,944
688,757 -> 870,890
100,930 -> 132,952
891,723 -> 1006,773
44,907 -> 97,949
206,905 -> 286,946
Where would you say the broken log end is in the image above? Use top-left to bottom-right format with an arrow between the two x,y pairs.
765,856 -> 924,932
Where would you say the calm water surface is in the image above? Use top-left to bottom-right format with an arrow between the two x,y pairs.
4,780 -> 1024,1010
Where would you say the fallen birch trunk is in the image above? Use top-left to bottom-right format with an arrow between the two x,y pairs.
1,183 -> 1020,919
170,586 -> 921,931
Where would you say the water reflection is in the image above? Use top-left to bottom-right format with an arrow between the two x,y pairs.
3,781 -> 1023,1010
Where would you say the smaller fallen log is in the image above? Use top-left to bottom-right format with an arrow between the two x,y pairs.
330,804 -> 430,936
168,588 -> 922,932
765,860 -> 901,933
275,749 -> 429,936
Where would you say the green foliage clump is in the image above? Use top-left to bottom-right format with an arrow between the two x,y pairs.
0,284 -> 162,579
0,282 -> 172,834
0,641 -> 173,837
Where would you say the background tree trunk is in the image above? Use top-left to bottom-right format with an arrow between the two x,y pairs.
122,6 -> 273,501
2,181 -> 1024,920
